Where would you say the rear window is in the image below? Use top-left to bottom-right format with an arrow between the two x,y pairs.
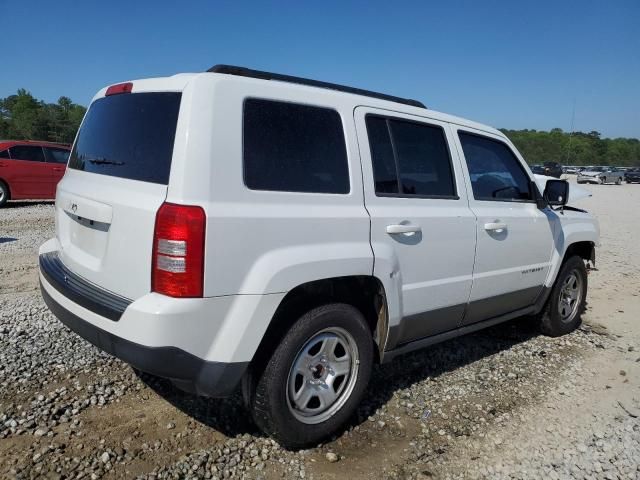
45,147 -> 70,164
243,99 -> 349,194
68,92 -> 181,185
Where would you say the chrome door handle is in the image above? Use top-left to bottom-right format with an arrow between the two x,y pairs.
484,222 -> 507,233
386,224 -> 421,234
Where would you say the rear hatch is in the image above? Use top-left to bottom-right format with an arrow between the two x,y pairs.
56,87 -> 182,300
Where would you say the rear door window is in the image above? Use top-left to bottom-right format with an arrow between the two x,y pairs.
45,148 -> 70,164
365,115 -> 457,197
243,99 -> 349,194
68,92 -> 181,185
9,145 -> 46,163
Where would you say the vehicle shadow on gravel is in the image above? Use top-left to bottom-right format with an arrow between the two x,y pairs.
0,237 -> 18,244
4,200 -> 54,209
138,316 -> 544,443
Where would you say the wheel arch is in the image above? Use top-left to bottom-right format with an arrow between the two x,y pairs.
249,275 -> 390,372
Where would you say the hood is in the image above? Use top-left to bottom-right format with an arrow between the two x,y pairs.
534,174 -> 592,203
578,170 -> 601,176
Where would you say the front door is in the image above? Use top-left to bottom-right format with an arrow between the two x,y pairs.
8,145 -> 51,198
355,108 -> 477,348
452,128 -> 554,325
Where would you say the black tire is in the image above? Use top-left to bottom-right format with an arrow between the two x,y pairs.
0,181 -> 8,207
250,303 -> 373,449
616,177 -> 622,185
539,255 -> 588,337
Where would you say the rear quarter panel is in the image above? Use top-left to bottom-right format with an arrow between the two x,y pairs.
168,75 -> 374,297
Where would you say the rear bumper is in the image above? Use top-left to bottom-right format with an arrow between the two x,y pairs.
39,250 -> 249,398
40,279 -> 247,397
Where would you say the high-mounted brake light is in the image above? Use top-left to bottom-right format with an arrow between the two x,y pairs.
152,203 -> 206,298
105,82 -> 133,96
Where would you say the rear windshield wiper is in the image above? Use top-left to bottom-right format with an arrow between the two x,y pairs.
86,157 -> 125,166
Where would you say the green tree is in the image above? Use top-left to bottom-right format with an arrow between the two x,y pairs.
0,89 -> 86,143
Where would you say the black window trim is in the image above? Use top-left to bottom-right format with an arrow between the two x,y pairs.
241,97 -> 351,195
365,113 -> 459,200
457,128 -> 537,204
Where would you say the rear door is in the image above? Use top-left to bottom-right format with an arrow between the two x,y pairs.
56,90 -> 182,300
355,108 -> 477,347
43,147 -> 69,196
7,145 -> 50,197
452,128 -> 554,325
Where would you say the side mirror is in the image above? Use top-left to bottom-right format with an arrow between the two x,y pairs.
544,179 -> 569,207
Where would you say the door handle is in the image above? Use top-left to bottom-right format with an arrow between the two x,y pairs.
386,224 -> 421,235
484,222 -> 507,233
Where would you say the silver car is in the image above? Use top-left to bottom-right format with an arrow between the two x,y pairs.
577,166 -> 625,184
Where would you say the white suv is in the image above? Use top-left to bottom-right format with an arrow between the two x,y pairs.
39,65 -> 599,448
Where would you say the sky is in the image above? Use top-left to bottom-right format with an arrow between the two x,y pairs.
2,0 -> 639,138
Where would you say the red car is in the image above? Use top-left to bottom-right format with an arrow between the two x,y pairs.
0,140 -> 70,207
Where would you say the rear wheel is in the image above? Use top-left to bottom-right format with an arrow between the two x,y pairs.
599,176 -> 606,184
250,303 -> 373,448
616,177 -> 622,185
0,181 -> 8,207
538,255 -> 588,337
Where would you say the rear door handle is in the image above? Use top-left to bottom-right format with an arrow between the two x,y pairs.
484,222 -> 507,233
386,224 -> 421,235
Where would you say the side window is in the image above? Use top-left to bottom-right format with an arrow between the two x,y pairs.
365,115 -> 456,197
243,99 -> 349,194
458,132 -> 532,202
9,145 -> 46,163
0,149 -> 9,159
45,148 -> 70,164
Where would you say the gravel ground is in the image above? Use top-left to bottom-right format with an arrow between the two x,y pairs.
0,184 -> 639,479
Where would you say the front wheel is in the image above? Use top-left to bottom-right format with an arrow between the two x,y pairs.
250,303 -> 373,448
539,256 -> 588,337
616,177 -> 622,185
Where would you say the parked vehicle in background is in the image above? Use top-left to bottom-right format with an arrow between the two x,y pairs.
0,140 -> 70,207
563,166 -> 579,174
38,65 -> 599,448
531,164 -> 545,174
577,166 -> 624,185
624,167 -> 640,183
542,161 -> 563,178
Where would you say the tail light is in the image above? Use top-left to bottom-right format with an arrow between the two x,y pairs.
152,203 -> 206,297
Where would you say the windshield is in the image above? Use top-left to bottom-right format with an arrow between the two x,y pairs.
69,92 -> 181,185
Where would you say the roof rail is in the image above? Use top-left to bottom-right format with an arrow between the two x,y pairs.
207,65 -> 426,109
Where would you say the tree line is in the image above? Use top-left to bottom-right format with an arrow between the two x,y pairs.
1,89 -> 638,166
501,128 -> 640,167
0,89 -> 86,144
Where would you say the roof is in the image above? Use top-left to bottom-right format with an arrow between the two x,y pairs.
0,140 -> 71,148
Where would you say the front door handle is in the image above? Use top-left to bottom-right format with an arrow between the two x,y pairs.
386,224 -> 421,235
484,222 -> 507,233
